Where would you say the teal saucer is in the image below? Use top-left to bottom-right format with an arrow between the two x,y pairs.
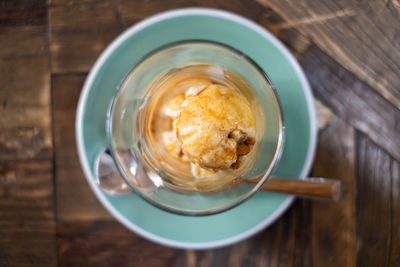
76,8 -> 317,249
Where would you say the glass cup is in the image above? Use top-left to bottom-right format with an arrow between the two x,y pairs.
107,40 -> 284,215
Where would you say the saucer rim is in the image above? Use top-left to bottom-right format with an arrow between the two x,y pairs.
75,7 -> 317,249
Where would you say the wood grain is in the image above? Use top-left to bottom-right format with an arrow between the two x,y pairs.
56,220 -> 184,267
52,74 -> 111,220
116,0 -> 268,27
311,118 -> 356,267
315,99 -> 334,131
258,0 -> 400,110
292,200 -> 312,267
391,159 -> 400,266
258,6 -> 312,58
0,4 -> 56,264
356,134 -> 398,266
0,0 -> 46,27
0,162 -> 56,266
49,0 -> 123,74
302,45 -> 400,163
0,25 -> 51,161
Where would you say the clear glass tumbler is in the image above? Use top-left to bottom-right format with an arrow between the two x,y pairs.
107,41 -> 284,215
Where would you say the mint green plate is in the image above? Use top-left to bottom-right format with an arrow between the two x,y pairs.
76,8 -> 317,249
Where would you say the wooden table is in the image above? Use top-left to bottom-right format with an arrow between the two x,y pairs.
1,1 -> 399,266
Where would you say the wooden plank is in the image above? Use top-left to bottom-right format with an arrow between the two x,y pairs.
292,200 -> 312,267
48,0 -> 104,5
356,134 -> 399,266
0,162 -> 56,266
0,26 -> 52,161
391,160 -> 400,266
315,99 -> 334,131
0,2 -> 56,262
258,0 -> 400,110
49,0 -> 123,73
57,220 -> 184,267
52,74 -> 111,220
260,0 -> 400,111
258,6 -> 312,58
116,0 -> 268,27
0,26 -> 49,58
0,0 -> 46,27
301,45 -> 400,163
310,118 -> 356,267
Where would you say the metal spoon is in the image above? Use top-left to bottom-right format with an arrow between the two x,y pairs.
95,149 -> 341,201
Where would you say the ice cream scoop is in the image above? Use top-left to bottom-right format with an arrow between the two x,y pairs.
174,84 -> 257,170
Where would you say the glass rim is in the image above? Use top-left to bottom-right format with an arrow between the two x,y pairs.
106,39 -> 286,216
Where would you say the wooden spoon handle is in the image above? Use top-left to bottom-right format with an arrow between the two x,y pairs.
245,177 -> 341,201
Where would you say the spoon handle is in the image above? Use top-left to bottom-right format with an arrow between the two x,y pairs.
245,177 -> 341,201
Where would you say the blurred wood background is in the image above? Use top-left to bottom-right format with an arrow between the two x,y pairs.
1,0 -> 399,266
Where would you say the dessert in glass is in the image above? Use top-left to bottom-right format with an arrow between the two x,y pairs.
144,63 -> 264,194
108,41 -> 284,215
